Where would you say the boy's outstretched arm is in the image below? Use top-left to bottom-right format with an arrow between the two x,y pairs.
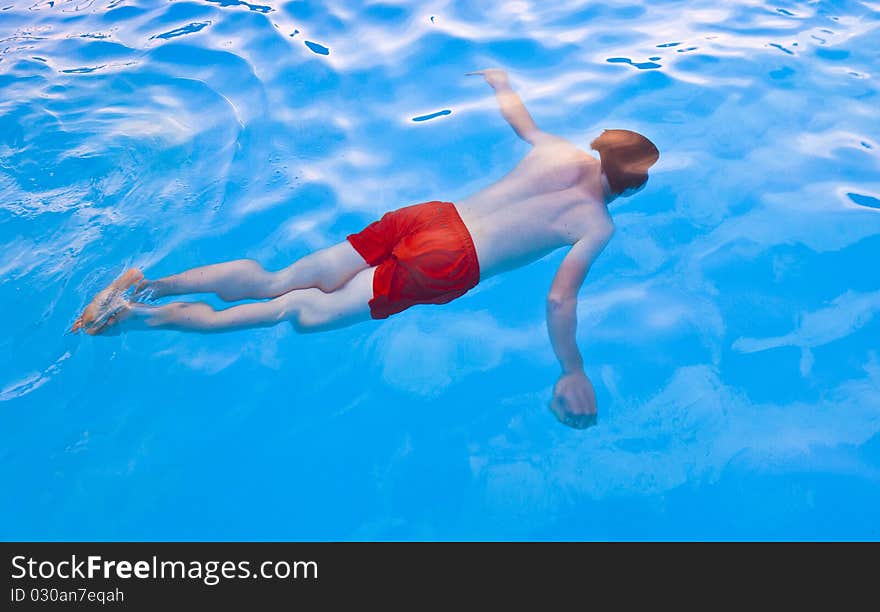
546,221 -> 614,428
467,69 -> 543,144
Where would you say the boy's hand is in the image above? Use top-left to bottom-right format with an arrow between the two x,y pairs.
466,68 -> 511,90
550,370 -> 598,429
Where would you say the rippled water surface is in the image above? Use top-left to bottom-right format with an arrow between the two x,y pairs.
2,0 -> 879,540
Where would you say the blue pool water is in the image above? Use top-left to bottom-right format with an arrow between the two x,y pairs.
2,0 -> 879,541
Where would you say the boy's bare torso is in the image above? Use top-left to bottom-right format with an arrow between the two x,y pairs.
456,134 -> 612,278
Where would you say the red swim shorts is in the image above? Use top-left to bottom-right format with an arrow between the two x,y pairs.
346,200 -> 481,319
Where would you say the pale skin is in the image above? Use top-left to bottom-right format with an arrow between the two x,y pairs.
74,69 -> 621,428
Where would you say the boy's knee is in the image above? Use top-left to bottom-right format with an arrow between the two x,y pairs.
235,258 -> 267,276
313,277 -> 340,293
292,315 -> 324,333
288,290 -> 330,332
293,308 -> 330,333
298,250 -> 348,292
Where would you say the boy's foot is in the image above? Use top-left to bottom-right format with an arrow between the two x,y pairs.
72,268 -> 144,335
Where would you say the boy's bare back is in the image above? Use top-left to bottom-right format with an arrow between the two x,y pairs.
457,132 -> 613,278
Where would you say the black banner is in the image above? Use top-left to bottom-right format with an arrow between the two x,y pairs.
0,542 -> 872,609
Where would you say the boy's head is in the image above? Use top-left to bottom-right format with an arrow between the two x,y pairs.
590,129 -> 659,199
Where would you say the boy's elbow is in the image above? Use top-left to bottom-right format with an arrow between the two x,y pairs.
546,293 -> 576,312
602,223 -> 616,244
524,128 -> 549,145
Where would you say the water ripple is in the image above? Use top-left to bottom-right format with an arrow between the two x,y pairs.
303,40 -> 329,55
412,109 -> 451,122
202,0 -> 272,14
151,21 -> 212,41
606,56 -> 662,70
847,192 -> 880,210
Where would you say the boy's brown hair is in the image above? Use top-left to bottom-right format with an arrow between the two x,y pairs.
590,129 -> 660,197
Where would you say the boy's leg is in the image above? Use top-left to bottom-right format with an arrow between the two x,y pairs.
100,266 -> 375,335
145,241 -> 368,302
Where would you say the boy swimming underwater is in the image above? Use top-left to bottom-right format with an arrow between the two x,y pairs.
73,69 -> 660,428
